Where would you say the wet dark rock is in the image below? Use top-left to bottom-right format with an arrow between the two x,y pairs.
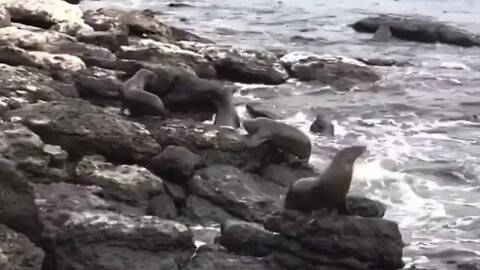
182,244 -> 270,270
0,122 -> 69,183
351,15 -> 480,47
0,157 -> 43,244
356,57 -> 410,67
280,52 -> 381,87
63,0 -> 80,4
48,211 -> 193,270
0,7 -> 11,28
74,155 -> 176,216
150,145 -> 202,185
5,98 -> 161,164
220,210 -> 405,270
309,113 -> 335,136
3,0 -> 92,35
188,165 -> 283,223
148,193 -> 178,219
346,195 -> 387,218
76,29 -> 129,52
245,102 -> 281,119
178,41 -> 289,84
261,163 -> 318,188
0,224 -> 44,270
72,66 -> 125,104
118,39 -> 216,78
183,195 -> 234,225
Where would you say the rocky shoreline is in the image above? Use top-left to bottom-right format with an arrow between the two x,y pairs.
5,0 -> 479,269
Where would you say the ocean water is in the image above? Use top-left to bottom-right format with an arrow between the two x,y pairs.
80,0 -> 480,268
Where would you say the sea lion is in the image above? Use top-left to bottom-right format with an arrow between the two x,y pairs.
372,23 -> 392,42
213,87 -> 240,129
284,145 -> 367,214
309,113 -> 334,136
119,68 -> 168,117
243,117 -> 312,161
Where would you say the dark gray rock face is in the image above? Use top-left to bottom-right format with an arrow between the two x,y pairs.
188,165 -> 283,223
74,155 -> 177,218
0,157 -> 43,244
0,122 -> 68,183
351,15 -> 480,47
150,145 -> 202,185
34,182 -> 194,270
220,211 -> 405,270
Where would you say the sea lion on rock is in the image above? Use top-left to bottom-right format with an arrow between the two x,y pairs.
213,87 -> 240,129
372,23 -> 392,42
243,117 -> 311,161
119,68 -> 168,117
284,145 -> 367,215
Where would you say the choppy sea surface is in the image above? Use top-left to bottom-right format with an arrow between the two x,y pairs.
81,0 -> 480,268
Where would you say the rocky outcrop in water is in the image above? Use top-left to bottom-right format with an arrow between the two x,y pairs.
280,51 -> 381,91
0,0 -> 405,269
351,15 -> 480,47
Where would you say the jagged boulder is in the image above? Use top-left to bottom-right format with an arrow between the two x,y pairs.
5,98 -> 161,163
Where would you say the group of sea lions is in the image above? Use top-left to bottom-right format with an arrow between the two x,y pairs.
119,68 -> 368,217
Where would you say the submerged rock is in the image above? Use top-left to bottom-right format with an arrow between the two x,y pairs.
280,51 -> 380,90
178,42 -> 289,84
351,15 -> 480,47
0,224 -> 44,270
5,98 -> 161,163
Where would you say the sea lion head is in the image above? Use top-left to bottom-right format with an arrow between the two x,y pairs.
137,68 -> 158,87
335,145 -> 367,165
